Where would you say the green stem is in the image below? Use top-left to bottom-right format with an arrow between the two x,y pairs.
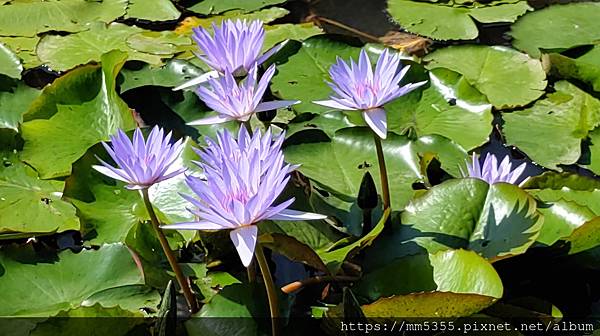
255,243 -> 279,336
373,134 -> 391,210
141,189 -> 199,314
246,258 -> 256,283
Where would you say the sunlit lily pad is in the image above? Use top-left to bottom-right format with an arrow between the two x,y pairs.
400,178 -> 543,260
126,0 -> 180,21
0,36 -> 41,69
174,7 -> 289,35
0,43 -> 22,79
361,291 -> 498,318
549,47 -> 600,92
387,0 -> 531,41
424,45 -> 546,108
0,243 -> 144,316
187,0 -> 286,15
284,127 -> 423,210
355,249 -> 503,301
0,152 -> 79,239
503,81 -> 600,169
271,36 -> 363,114
0,80 -> 40,131
21,51 -> 136,179
36,23 -> 165,72
387,68 -> 493,150
0,0 -> 128,37
510,2 -> 600,57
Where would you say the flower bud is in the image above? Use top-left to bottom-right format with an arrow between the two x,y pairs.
357,171 -> 378,210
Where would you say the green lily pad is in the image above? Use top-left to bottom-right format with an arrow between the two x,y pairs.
401,178 -> 543,260
260,216 -> 343,254
23,64 -> 101,122
174,7 -> 289,35
194,270 -> 241,303
565,217 -> 600,255
263,23 -> 322,52
286,115 -> 468,178
522,171 -> 600,191
21,51 -> 136,179
0,243 -> 144,316
355,249 -> 503,301
510,2 -> 600,57
36,23 -> 163,72
0,152 -> 79,239
0,80 -> 40,131
125,31 -> 191,56
71,184 -> 148,245
503,81 -> 600,169
285,112 -> 357,140
82,285 -> 161,313
387,0 -> 531,41
126,0 -> 180,21
586,127 -> 600,175
0,36 -> 41,69
119,59 -> 204,92
535,197 -> 596,247
529,182 -> 600,251
185,283 -> 266,336
413,134 -> 468,178
424,45 -> 546,109
549,47 -> 600,92
388,68 -> 493,150
271,36 -> 362,115
187,0 -> 286,15
283,127 -> 423,210
0,0 -> 128,37
0,43 -> 22,79
361,291 -> 498,318
31,304 -> 144,336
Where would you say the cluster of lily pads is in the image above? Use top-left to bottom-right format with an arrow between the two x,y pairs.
1,0 -> 600,335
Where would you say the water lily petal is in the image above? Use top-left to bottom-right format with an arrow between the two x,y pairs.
363,108 -> 388,139
173,70 -> 219,91
230,225 -> 258,267
187,114 -> 233,125
268,209 -> 328,221
313,99 -> 356,111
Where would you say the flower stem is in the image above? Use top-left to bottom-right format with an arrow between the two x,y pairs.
255,243 -> 279,336
373,134 -> 391,210
246,258 -> 256,283
141,189 -> 199,314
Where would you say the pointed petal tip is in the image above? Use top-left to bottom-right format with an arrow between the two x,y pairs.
230,226 -> 258,267
187,115 -> 232,126
173,70 -> 220,91
268,209 -> 328,221
363,108 -> 388,139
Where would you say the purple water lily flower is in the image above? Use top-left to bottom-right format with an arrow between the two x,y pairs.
314,49 -> 427,139
464,153 -> 527,185
174,19 -> 284,91
93,126 -> 185,190
162,127 -> 326,266
188,64 -> 298,125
